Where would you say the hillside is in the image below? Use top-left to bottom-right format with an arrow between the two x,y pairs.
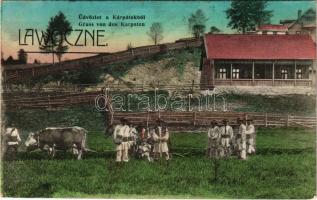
15,47 -> 202,89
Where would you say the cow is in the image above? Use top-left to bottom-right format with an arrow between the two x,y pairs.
25,126 -> 88,160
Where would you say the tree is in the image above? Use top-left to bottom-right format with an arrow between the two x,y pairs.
126,42 -> 133,50
209,26 -> 221,34
34,59 -> 41,64
18,49 -> 27,64
147,22 -> 163,45
6,56 -> 14,65
40,11 -> 72,63
188,9 -> 208,38
226,1 -> 272,34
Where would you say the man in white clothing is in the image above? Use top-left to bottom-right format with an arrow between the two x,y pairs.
152,118 -> 170,161
237,118 -> 247,160
246,119 -> 256,155
113,118 -> 130,162
219,119 -> 233,158
207,120 -> 220,158
2,126 -> 21,160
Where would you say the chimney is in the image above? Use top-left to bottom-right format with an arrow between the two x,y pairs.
298,10 -> 302,19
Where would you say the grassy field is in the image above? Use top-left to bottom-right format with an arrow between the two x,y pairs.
2,127 -> 315,198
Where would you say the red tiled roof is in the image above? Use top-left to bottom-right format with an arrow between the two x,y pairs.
204,34 -> 316,60
257,24 -> 288,31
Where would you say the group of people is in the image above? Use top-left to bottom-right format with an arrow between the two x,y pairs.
207,118 -> 256,160
113,116 -> 256,163
113,117 -> 170,162
2,117 -> 255,162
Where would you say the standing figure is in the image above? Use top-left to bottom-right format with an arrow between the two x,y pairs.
152,118 -> 170,161
128,123 -> 138,156
207,120 -> 220,158
246,119 -> 256,155
2,126 -> 21,160
237,118 -> 247,160
113,118 -> 130,162
232,118 -> 241,156
219,119 -> 233,158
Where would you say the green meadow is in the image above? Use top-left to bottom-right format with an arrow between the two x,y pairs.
2,128 -> 315,198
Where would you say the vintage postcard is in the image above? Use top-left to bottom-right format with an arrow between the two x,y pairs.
1,0 -> 316,199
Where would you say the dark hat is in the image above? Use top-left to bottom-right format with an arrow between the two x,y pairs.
120,117 -> 128,123
223,119 -> 229,123
211,120 -> 218,126
156,117 -> 165,123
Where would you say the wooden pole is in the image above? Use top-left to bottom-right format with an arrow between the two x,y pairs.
252,61 -> 255,84
191,80 -> 195,92
265,113 -> 268,127
294,60 -> 297,86
230,63 -> 233,85
272,62 -> 275,86
211,60 -> 215,88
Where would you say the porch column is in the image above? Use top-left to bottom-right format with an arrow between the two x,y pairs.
294,61 -> 297,86
230,63 -> 233,85
252,61 -> 255,84
211,60 -> 215,87
272,62 -> 275,86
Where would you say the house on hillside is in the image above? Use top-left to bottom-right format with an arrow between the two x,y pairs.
200,34 -> 316,89
254,24 -> 288,35
280,8 -> 316,41
246,24 -> 288,35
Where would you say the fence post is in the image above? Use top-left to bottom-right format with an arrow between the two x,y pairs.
191,80 -> 195,92
48,95 -> 51,109
265,113 -> 268,127
286,115 -> 289,127
193,111 -> 196,126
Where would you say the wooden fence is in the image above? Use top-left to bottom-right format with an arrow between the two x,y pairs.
3,90 -> 315,129
112,111 -> 316,129
3,39 -> 202,82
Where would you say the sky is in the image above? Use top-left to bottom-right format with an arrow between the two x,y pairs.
1,0 -> 315,63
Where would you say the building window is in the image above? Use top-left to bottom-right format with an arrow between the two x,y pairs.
218,68 -> 227,79
296,68 -> 303,79
281,69 -> 288,79
232,68 -> 240,79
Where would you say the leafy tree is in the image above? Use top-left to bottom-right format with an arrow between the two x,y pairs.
226,1 -> 272,33
147,22 -> 163,45
188,9 -> 208,38
209,26 -> 221,34
17,49 -> 27,64
40,11 -> 72,63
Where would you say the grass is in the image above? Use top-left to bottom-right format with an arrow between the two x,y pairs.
2,127 -> 315,198
227,93 -> 315,115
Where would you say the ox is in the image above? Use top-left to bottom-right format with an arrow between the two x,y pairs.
25,126 -> 88,160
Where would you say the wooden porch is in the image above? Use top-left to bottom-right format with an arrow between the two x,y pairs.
200,59 -> 314,88
214,79 -> 312,87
